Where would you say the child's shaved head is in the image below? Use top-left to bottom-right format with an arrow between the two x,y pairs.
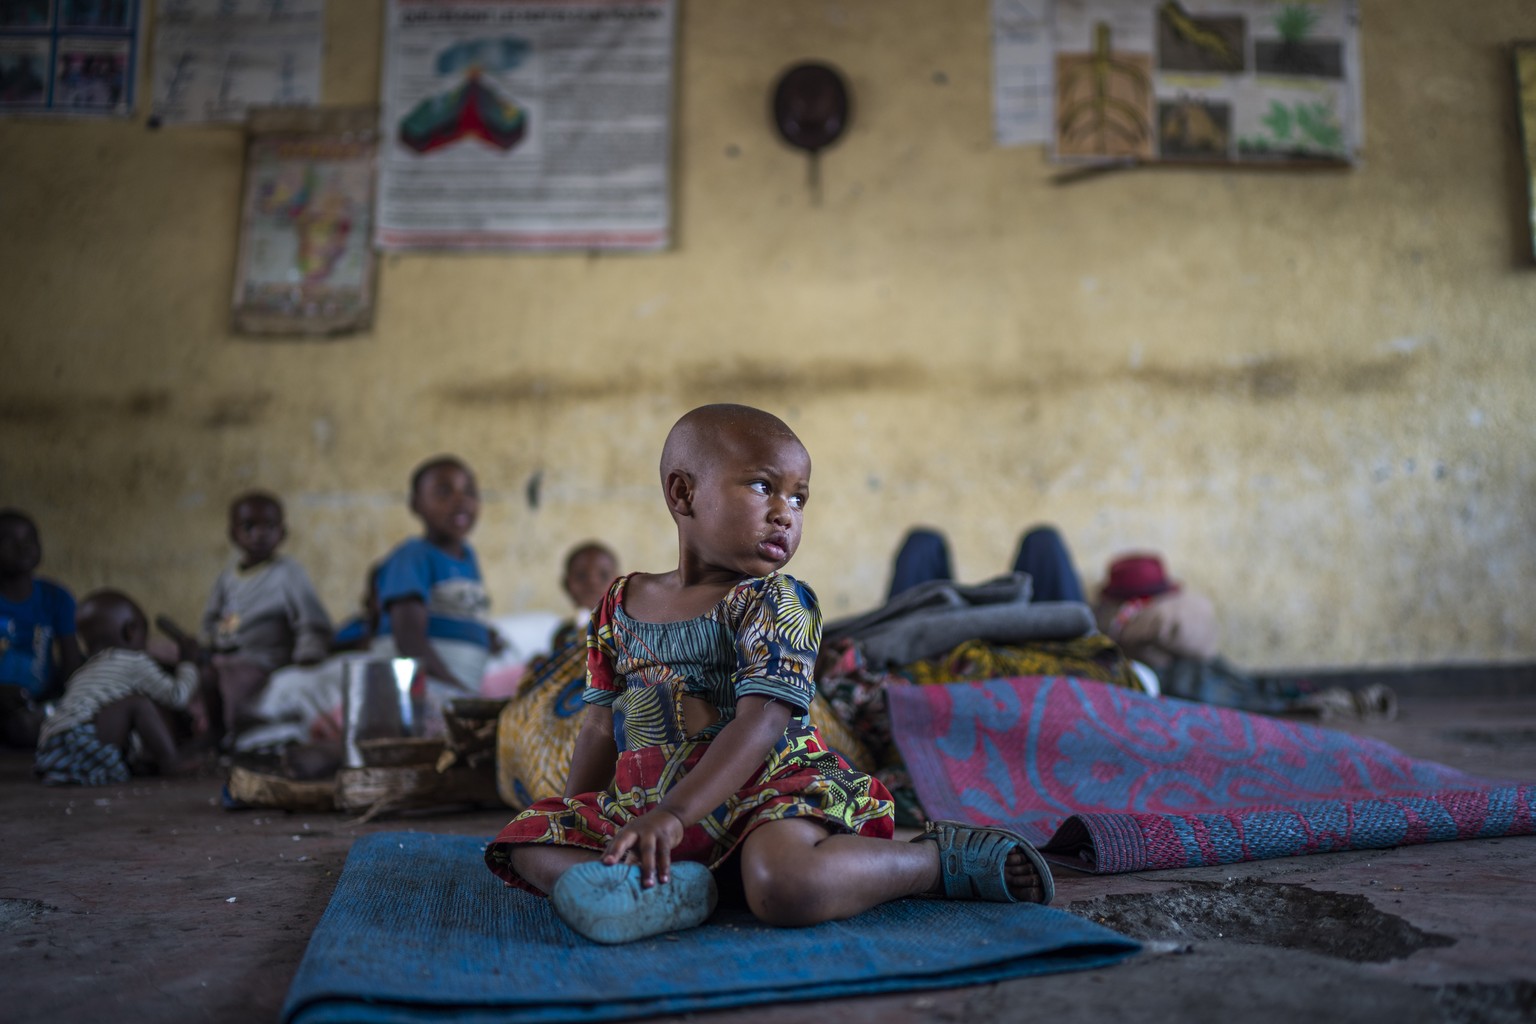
228,490 -> 283,521
77,589 -> 148,655
660,404 -> 805,485
227,489 -> 287,568
0,508 -> 37,534
0,508 -> 41,576
410,455 -> 474,498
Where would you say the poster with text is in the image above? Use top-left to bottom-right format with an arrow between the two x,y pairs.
377,0 -> 674,250
150,0 -> 324,126
1048,0 -> 1362,166
991,0 -> 1053,146
0,0 -> 140,117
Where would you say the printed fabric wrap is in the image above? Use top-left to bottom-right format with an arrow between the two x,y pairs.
34,722 -> 131,787
495,627 -> 589,809
486,573 -> 893,890
495,629 -> 875,811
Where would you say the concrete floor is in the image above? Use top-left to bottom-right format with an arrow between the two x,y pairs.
3,694 -> 1534,1024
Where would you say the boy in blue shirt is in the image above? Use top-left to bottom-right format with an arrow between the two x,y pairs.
0,510 -> 83,747
371,456 -> 498,730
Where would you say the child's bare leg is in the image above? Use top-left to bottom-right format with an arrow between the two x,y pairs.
94,695 -> 180,769
738,818 -> 1046,927
213,657 -> 270,736
506,844 -> 603,895
738,818 -> 934,927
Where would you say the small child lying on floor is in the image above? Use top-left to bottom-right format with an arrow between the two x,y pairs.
34,590 -> 205,785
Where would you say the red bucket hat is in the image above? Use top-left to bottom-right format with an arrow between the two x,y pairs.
1100,554 -> 1178,601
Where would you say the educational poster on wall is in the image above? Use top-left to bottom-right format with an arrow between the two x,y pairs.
991,0 -> 1053,146
231,106 -> 379,336
377,0 -> 675,250
1045,0 -> 1362,165
1516,43 -> 1536,264
0,0 -> 141,117
149,0 -> 323,126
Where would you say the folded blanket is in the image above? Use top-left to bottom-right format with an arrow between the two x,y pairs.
824,574 -> 1095,668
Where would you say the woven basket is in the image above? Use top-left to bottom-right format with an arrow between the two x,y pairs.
356,737 -> 445,767
226,765 -> 336,812
335,763 -> 501,821
444,697 -> 508,721
334,765 -> 442,812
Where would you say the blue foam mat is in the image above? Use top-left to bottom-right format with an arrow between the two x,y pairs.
283,833 -> 1140,1024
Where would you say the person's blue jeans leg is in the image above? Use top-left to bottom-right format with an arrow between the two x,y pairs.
888,528 -> 952,599
1011,525 -> 1085,603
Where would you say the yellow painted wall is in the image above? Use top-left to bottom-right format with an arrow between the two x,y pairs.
2,0 -> 1534,671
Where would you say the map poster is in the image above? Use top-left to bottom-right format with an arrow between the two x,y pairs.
0,0 -> 142,117
231,106 -> 379,336
1050,0 -> 1363,167
377,0 -> 675,251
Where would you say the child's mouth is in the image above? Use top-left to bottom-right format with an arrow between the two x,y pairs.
757,536 -> 788,562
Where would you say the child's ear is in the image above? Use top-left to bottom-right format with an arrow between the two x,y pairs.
664,471 -> 695,517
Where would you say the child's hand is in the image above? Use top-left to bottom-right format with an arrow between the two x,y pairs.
603,807 -> 685,887
145,635 -> 180,667
186,693 -> 212,736
177,637 -> 209,667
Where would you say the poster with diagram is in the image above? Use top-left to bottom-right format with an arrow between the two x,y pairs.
377,0 -> 675,250
1050,0 -> 1362,165
0,0 -> 141,117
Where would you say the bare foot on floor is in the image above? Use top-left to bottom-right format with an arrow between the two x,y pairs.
918,823 -> 1052,904
1004,849 -> 1047,903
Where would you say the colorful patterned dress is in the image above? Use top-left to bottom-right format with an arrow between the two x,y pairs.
485,572 -> 894,891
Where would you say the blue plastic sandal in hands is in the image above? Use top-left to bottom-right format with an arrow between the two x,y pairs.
551,861 -> 718,944
911,819 -> 1055,905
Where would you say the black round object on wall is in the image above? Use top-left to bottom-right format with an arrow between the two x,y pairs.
771,62 -> 851,154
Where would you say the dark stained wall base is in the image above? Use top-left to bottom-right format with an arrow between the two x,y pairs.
1260,664 -> 1536,699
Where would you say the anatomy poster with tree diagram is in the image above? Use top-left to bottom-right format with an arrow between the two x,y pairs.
377,0 -> 675,250
1050,0 -> 1362,165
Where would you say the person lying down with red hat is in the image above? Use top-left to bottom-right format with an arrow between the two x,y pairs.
1092,553 -> 1396,721
1092,553 -> 1219,678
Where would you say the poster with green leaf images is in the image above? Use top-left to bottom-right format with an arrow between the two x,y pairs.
1050,0 -> 1362,165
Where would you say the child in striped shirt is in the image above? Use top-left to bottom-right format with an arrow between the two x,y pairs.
34,590 -> 205,786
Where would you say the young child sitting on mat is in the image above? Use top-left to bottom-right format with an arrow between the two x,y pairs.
34,590 -> 204,785
484,404 -> 1054,944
